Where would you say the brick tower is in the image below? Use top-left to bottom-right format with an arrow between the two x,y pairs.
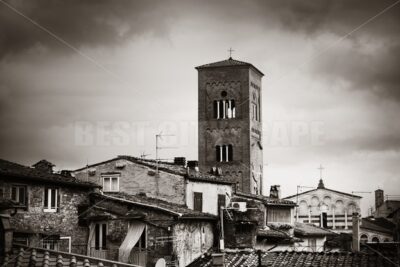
196,57 -> 264,195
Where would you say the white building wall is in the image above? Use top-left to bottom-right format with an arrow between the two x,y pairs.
286,188 -> 361,233
186,180 -> 233,215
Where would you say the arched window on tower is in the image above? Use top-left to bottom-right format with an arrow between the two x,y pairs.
215,145 -> 233,162
213,99 -> 236,119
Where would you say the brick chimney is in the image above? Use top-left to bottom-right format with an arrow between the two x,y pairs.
33,160 -> 55,174
270,185 -> 281,199
375,189 -> 384,210
352,212 -> 360,251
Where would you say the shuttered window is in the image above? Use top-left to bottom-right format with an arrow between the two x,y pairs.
11,185 -> 27,206
193,192 -> 203,212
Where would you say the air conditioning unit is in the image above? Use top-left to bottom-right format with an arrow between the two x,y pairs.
231,202 -> 247,212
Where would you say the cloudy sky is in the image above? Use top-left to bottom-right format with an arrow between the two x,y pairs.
1,0 -> 400,215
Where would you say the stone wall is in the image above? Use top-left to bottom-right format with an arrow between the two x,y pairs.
74,159 -> 186,205
172,221 -> 214,267
1,180 -> 91,255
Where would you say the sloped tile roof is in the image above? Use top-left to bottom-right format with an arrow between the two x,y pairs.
91,192 -> 217,220
195,58 -> 264,76
188,250 -> 399,267
294,223 -> 337,237
361,217 -> 395,235
74,156 -> 234,185
234,192 -> 296,206
0,159 -> 98,188
3,245 -> 138,267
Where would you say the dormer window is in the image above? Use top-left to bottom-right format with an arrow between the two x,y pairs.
213,100 -> 236,119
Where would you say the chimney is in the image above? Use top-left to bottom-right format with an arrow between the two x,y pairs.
33,160 -> 55,174
270,185 -> 281,199
211,253 -> 225,267
375,189 -> 384,210
352,212 -> 360,251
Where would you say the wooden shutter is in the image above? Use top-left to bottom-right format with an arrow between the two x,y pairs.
213,100 -> 218,118
102,224 -> 107,249
228,145 -> 233,161
216,146 -> 220,162
44,188 -> 49,208
193,192 -> 203,212
95,223 -> 100,250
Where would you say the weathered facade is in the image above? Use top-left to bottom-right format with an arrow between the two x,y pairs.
0,158 -> 99,255
73,156 -> 235,216
284,179 -> 362,233
85,193 -> 216,267
196,58 -> 264,195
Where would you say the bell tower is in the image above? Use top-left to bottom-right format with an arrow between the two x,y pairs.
196,57 -> 264,195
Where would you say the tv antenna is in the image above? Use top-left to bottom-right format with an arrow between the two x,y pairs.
155,132 -> 177,173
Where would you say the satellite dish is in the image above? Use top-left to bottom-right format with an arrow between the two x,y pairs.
155,258 -> 166,267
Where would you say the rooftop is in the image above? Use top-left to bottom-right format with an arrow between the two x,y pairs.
90,192 -> 217,220
361,217 -> 395,235
3,245 -> 139,267
234,191 -> 297,206
284,182 -> 362,199
0,158 -> 98,188
294,222 -> 337,237
188,250 -> 399,267
74,155 -> 234,185
195,57 -> 264,76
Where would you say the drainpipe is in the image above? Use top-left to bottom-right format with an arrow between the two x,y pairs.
352,212 -> 360,252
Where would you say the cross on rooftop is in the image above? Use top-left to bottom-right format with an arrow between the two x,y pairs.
228,47 -> 234,59
318,164 -> 324,179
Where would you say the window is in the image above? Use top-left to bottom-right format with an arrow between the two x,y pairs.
215,145 -> 233,162
102,175 -> 119,192
371,237 -> 380,243
44,187 -> 59,212
321,212 -> 328,228
95,223 -> 107,250
11,185 -> 27,206
252,93 -> 260,122
13,233 -> 29,246
193,192 -> 203,212
41,235 -> 59,250
217,194 -> 226,213
213,100 -> 236,119
360,234 -> 368,244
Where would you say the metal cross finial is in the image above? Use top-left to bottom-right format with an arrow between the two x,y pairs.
318,164 -> 324,179
228,47 -> 234,58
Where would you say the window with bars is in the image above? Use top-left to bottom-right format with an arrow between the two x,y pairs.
102,176 -> 119,192
11,185 -> 27,206
44,187 -> 59,212
213,100 -> 236,119
215,145 -> 233,162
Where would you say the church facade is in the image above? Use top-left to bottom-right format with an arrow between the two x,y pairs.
196,57 -> 264,195
284,179 -> 362,233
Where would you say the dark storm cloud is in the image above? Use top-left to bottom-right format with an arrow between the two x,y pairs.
0,0 -> 173,58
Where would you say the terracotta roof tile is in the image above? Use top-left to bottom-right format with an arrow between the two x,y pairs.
0,159 -> 98,188
294,223 -> 337,237
4,245 -> 138,267
91,192 -> 217,220
188,250 -> 399,267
